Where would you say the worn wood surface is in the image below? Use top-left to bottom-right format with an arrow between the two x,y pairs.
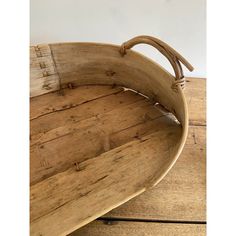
104,125 -> 206,222
30,37 -> 203,236
30,86 -> 178,185
30,45 -> 60,97
70,220 -> 206,236
30,84 -> 183,236
185,78 -> 206,126
39,42 -> 189,126
30,77 -> 205,236
103,78 -> 206,222
68,78 -> 206,235
31,79 -> 205,236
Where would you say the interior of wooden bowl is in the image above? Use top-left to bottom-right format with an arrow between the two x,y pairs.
30,42 -> 188,236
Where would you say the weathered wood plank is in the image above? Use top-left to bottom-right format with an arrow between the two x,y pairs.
30,85 -> 123,120
30,44 -> 60,97
30,78 -> 205,187
69,220 -> 206,236
30,78 -> 206,235
185,78 -> 206,126
30,106 -> 175,185
30,88 -> 141,139
30,77 -> 205,146
30,77 -> 205,122
31,127 -> 181,236
104,125 -> 206,221
30,37 -> 205,236
30,88 -> 170,185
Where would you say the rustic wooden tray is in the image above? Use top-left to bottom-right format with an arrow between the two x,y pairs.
30,35 -> 193,236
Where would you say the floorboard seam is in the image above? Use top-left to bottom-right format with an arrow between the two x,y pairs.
99,217 -> 206,225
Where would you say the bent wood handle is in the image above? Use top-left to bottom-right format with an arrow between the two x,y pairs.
120,35 -> 194,90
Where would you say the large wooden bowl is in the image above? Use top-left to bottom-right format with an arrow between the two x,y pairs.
30,35 -> 193,236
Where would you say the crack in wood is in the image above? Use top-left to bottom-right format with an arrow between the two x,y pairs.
30,90 -> 123,121
92,175 -> 109,184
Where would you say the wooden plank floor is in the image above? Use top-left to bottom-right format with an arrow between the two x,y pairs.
70,220 -> 206,236
69,78 -> 206,235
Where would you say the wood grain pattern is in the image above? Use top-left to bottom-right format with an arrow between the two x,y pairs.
104,125 -> 206,221
30,37 -> 199,236
69,220 -> 206,236
30,85 -> 123,120
30,86 -> 176,185
81,78 -> 206,236
30,44 -> 60,97
185,78 -> 206,126
49,42 -> 188,125
30,78 -> 206,235
31,127 -> 181,235
102,78 -> 206,222
31,88 -> 181,235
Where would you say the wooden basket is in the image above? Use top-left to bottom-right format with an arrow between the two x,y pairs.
30,35 -> 194,236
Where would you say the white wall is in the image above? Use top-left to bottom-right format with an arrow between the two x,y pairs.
30,0 -> 206,77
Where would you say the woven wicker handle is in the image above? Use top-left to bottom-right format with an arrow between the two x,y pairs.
119,35 -> 194,90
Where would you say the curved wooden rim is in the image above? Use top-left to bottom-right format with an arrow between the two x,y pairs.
148,86 -> 189,187
118,35 -> 191,187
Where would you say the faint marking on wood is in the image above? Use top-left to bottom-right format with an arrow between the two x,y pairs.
30,44 -> 60,97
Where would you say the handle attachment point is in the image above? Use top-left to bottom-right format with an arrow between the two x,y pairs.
119,35 -> 194,91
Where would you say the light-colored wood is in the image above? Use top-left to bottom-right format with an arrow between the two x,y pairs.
30,90 -> 182,235
30,44 -> 60,97
105,125 -> 206,222
30,85 -> 123,120
30,79 -> 205,235
48,42 -> 188,125
121,35 -> 194,72
30,78 -> 205,186
30,36 -> 194,236
120,35 -> 194,88
185,78 -> 206,126
48,40 -> 190,188
104,78 -> 205,223
69,220 -> 206,236
30,87 -> 176,185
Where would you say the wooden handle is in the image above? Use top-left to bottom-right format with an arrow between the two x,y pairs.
120,35 -> 194,90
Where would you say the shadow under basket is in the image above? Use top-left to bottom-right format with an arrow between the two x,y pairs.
30,35 -> 194,236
